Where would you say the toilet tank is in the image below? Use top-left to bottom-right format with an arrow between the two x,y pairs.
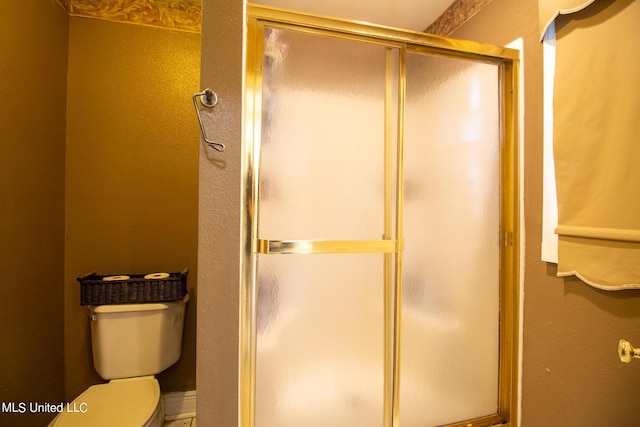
89,294 -> 189,380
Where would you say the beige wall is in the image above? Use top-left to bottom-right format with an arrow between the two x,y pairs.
453,1 -> 640,426
0,1 -> 68,425
196,0 -> 245,424
198,1 -> 640,426
64,17 -> 200,399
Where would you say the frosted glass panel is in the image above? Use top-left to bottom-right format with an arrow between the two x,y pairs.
259,27 -> 398,240
253,23 -> 507,427
255,254 -> 386,427
400,52 -> 501,426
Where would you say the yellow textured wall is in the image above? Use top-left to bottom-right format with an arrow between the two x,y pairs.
65,17 -> 200,399
0,1 -> 68,425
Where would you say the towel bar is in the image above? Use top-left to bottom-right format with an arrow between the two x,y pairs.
193,88 -> 225,152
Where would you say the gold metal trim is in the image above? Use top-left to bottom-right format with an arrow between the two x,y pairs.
239,16 -> 263,427
257,239 -> 400,255
247,4 -> 519,61
243,5 -> 520,427
443,414 -> 508,427
499,57 -> 521,427
383,46 -> 399,427
391,43 -> 407,427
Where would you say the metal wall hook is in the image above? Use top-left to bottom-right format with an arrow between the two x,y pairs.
193,88 -> 225,152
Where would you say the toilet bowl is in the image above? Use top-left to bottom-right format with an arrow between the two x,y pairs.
49,377 -> 163,427
49,294 -> 189,427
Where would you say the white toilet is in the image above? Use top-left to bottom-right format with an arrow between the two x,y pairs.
49,294 -> 190,427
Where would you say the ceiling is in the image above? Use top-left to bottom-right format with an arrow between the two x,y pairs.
253,0 -> 457,32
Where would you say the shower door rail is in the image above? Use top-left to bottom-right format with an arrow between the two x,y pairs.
256,239 -> 401,254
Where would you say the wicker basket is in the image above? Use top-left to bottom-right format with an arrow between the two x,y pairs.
77,268 -> 188,305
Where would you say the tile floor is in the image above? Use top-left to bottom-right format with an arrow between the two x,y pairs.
164,417 -> 196,427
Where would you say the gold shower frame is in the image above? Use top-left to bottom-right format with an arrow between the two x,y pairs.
241,4 -> 520,427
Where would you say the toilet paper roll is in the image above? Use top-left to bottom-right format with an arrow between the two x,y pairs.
144,272 -> 170,280
102,275 -> 130,282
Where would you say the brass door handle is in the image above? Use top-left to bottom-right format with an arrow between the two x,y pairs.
618,339 -> 640,363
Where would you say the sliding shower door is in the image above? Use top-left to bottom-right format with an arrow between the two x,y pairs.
243,5 -> 519,427
400,51 -> 501,427
251,24 -> 400,427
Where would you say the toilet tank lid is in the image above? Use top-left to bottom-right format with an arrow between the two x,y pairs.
92,293 -> 189,314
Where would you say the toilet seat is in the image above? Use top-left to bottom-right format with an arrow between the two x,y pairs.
49,376 -> 163,427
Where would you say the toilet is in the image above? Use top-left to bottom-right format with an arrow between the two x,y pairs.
49,294 -> 189,427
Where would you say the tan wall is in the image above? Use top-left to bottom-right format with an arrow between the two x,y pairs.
64,18 -> 200,399
453,1 -> 640,426
198,1 -> 640,426
197,0 -> 245,424
0,1 -> 68,425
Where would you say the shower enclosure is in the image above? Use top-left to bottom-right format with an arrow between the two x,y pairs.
241,5 -> 519,427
